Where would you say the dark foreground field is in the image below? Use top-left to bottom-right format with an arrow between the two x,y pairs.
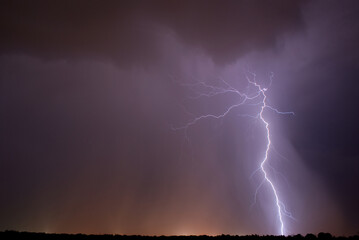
1,231 -> 358,240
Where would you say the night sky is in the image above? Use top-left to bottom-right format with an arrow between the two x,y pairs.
1,0 -> 359,237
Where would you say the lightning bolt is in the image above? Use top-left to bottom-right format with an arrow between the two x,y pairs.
250,74 -> 285,235
172,71 -> 294,235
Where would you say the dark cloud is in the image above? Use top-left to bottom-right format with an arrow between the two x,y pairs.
261,0 -> 359,231
285,0 -> 359,227
1,0 -> 305,66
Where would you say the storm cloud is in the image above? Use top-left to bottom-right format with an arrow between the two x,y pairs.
0,0 -> 305,65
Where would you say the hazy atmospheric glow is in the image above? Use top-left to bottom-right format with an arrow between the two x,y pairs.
1,0 -> 359,236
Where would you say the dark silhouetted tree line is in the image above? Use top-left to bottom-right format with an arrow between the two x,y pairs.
0,231 -> 358,240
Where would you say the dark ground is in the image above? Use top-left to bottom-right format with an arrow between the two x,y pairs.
1,231 -> 358,240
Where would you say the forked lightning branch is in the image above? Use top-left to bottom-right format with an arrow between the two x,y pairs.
172,71 -> 294,235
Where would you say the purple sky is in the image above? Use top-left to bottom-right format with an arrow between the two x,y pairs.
1,0 -> 359,236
